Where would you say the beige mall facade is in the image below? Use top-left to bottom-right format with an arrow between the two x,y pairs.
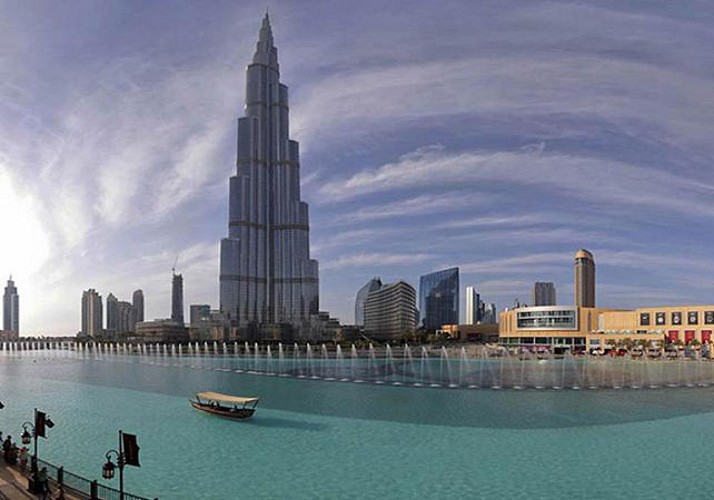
498,304 -> 714,350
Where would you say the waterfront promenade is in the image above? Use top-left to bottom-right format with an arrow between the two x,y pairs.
0,462 -> 85,499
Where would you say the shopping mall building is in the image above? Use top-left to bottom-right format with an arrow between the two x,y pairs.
499,305 -> 714,350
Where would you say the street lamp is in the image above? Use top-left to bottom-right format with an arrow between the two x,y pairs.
102,430 -> 141,500
21,408 -> 55,494
102,449 -> 120,480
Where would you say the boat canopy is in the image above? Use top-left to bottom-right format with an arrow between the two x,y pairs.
196,391 -> 259,405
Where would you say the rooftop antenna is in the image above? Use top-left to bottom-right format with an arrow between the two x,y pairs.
172,254 -> 180,276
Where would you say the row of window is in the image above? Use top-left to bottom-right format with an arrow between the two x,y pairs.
640,311 -> 714,326
517,310 -> 577,330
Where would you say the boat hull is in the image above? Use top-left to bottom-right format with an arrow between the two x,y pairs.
190,400 -> 256,420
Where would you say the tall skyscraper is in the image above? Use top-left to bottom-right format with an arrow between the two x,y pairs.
106,293 -> 119,337
3,276 -> 19,336
132,289 -> 144,324
419,268 -> 459,329
219,13 -> 319,333
465,286 -> 481,325
171,271 -> 184,325
81,289 -> 103,337
574,249 -> 596,307
532,282 -> 556,306
355,277 -> 382,326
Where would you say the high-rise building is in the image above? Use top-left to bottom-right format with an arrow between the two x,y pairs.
532,282 -> 556,306
483,303 -> 498,324
465,286 -> 481,325
117,301 -> 133,334
574,249 -> 596,308
355,278 -> 382,326
81,289 -> 103,337
106,293 -> 119,337
3,277 -> 19,337
419,268 -> 459,329
364,281 -> 417,340
219,13 -> 319,334
171,271 -> 184,326
132,289 -> 144,324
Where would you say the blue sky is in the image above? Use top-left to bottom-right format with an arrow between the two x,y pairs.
2,0 -> 714,335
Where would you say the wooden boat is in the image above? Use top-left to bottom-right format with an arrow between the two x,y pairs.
190,391 -> 259,420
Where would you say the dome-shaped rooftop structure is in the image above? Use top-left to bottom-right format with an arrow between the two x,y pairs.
575,249 -> 594,261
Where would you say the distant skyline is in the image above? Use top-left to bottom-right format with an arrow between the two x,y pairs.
2,1 -> 714,334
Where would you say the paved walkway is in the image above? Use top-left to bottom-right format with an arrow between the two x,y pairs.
0,463 -> 85,500
0,464 -> 34,499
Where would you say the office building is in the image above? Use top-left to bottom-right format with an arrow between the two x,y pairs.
364,281 -> 417,340
219,13 -> 319,333
3,276 -> 19,336
465,286 -> 481,325
172,271 -> 184,326
81,289 -> 103,338
117,301 -> 133,334
532,282 -> 556,307
574,249 -> 596,307
106,293 -> 119,337
132,289 -> 144,324
419,268 -> 459,329
483,303 -> 498,324
355,278 -> 382,326
190,304 -> 211,327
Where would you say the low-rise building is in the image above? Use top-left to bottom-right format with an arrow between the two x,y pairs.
439,323 -> 499,342
135,319 -> 189,343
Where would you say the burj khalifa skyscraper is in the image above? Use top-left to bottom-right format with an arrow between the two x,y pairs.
220,13 -> 319,335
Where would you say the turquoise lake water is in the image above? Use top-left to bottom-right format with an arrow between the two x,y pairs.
2,350 -> 714,499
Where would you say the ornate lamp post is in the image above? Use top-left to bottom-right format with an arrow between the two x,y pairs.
102,430 -> 141,500
21,408 -> 54,493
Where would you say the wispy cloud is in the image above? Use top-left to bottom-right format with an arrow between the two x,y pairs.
319,145 -> 714,219
321,252 -> 433,270
327,193 -> 485,223
440,214 -> 546,229
450,252 -> 572,275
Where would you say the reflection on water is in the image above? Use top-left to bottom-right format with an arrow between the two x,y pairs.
247,416 -> 328,431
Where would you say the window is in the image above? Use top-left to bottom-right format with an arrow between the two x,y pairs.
516,309 -> 577,330
656,312 -> 666,325
688,311 -> 699,325
705,311 -> 714,325
672,312 -> 682,325
640,312 -> 650,326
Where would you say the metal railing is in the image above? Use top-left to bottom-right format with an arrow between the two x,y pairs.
15,457 -> 156,500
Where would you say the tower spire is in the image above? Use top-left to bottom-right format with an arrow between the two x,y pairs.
259,10 -> 274,45
253,10 -> 278,68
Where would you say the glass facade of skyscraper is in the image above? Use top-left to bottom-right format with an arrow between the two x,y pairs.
419,267 -> 459,329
